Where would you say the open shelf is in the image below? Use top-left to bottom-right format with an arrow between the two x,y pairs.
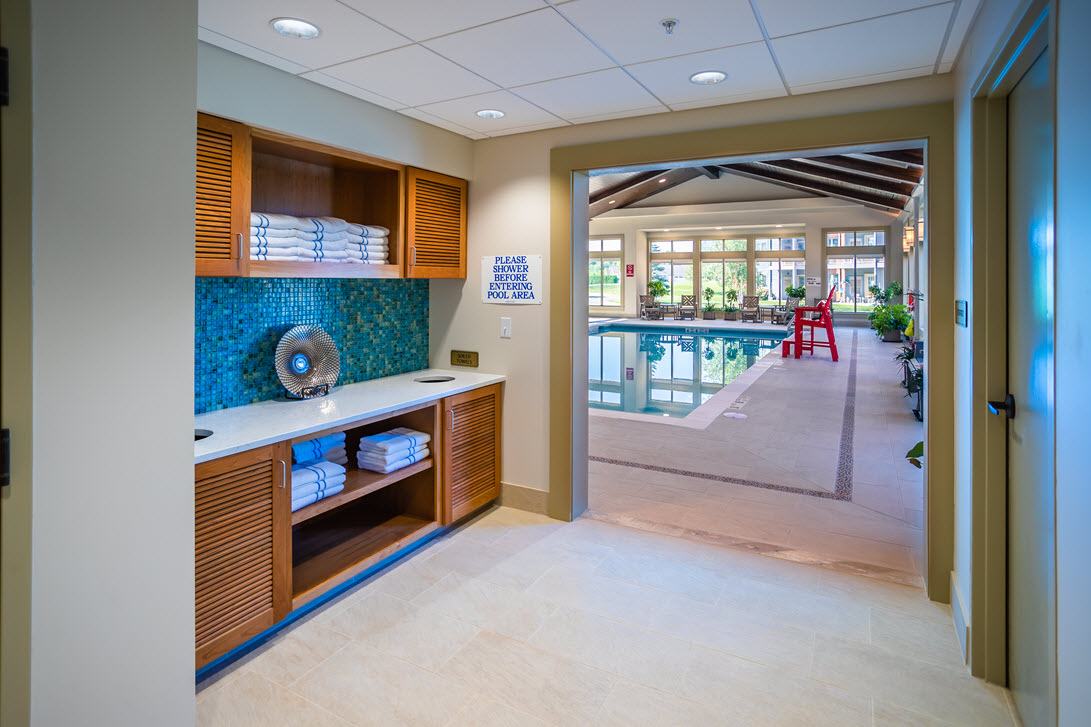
247,261 -> 401,279
292,458 -> 434,526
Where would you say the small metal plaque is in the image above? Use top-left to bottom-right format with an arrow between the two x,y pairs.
955,300 -> 968,328
451,350 -> 479,367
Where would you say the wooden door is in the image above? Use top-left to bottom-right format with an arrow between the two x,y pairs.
441,384 -> 501,524
405,167 -> 467,279
196,113 -> 250,277
1005,50 -> 1057,727
195,442 -> 290,668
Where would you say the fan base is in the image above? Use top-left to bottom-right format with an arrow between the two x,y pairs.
285,383 -> 331,400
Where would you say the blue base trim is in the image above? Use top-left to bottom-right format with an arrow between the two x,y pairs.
194,527 -> 445,684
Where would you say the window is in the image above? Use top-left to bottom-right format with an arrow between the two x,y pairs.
699,260 -> 747,308
754,259 -> 804,304
650,239 -> 693,253
827,230 -> 886,247
588,335 -> 622,406
700,239 -> 746,252
649,259 -> 693,304
755,237 -> 806,251
828,255 -> 886,312
589,236 -> 623,308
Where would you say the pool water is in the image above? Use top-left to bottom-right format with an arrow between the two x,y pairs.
588,325 -> 783,418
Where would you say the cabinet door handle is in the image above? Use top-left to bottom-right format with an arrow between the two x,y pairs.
411,247 -> 417,265
278,460 -> 287,488
235,232 -> 243,260
447,410 -> 454,430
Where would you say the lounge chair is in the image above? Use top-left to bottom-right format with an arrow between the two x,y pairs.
739,295 -> 761,323
677,295 -> 697,320
638,295 -> 657,319
772,297 -> 802,325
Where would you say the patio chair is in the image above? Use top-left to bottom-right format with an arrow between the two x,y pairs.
739,295 -> 761,323
782,287 -> 838,361
677,295 -> 697,320
638,295 -> 657,319
772,297 -> 802,325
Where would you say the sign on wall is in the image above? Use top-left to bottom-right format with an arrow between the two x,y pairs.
482,255 -> 542,305
626,264 -> 635,278
805,276 -> 821,285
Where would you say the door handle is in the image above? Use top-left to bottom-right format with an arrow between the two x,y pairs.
278,460 -> 287,488
987,394 -> 1016,419
447,410 -> 454,430
235,232 -> 243,260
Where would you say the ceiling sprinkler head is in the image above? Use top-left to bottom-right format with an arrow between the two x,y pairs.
660,18 -> 679,35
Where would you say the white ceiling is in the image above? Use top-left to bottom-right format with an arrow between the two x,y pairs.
199,0 -> 981,140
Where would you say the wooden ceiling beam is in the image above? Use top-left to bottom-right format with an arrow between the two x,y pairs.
719,163 -> 907,212
589,170 -> 663,206
589,167 -> 703,217
803,155 -> 924,184
762,159 -> 918,197
697,166 -> 722,179
863,149 -> 924,167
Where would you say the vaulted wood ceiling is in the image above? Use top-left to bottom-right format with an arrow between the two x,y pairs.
589,149 -> 924,217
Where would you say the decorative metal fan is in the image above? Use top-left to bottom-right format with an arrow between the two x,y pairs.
275,325 -> 340,399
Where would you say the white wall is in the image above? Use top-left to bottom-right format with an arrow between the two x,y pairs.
198,42 -> 473,180
1054,0 -> 1091,720
431,74 -> 953,493
28,0 -> 198,723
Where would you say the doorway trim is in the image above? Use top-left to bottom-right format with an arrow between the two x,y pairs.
549,102 -> 956,604
967,0 -> 1053,684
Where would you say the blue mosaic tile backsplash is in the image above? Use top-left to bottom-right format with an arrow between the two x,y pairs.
195,277 -> 429,414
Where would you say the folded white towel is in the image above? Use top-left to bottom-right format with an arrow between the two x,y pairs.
343,249 -> 388,262
250,226 -> 297,238
322,445 -> 346,462
292,473 -> 347,498
343,259 -> 387,265
356,443 -> 426,466
294,229 -> 348,242
291,483 -> 345,512
345,241 -> 388,252
250,254 -> 307,262
297,216 -> 349,234
345,234 -> 389,245
291,460 -> 347,487
358,428 -> 431,455
250,212 -> 300,229
251,247 -> 350,261
358,447 -> 430,474
346,223 -> 389,238
293,433 -> 346,463
251,236 -> 349,252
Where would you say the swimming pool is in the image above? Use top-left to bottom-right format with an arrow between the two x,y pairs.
588,325 -> 783,418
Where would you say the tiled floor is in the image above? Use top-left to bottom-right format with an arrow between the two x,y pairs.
196,507 -> 1016,726
587,326 -> 926,586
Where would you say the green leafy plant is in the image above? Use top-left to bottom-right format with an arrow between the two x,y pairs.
725,288 -> 738,304
894,344 -> 916,363
703,287 -> 717,312
869,281 -> 904,305
906,441 -> 924,469
784,284 -> 806,300
647,280 -> 668,299
868,302 -> 912,338
902,366 -> 923,397
724,305 -> 739,313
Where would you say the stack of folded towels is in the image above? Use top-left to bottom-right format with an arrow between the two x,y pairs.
293,432 -> 348,466
250,213 -> 389,264
357,427 -> 431,474
290,460 -> 346,513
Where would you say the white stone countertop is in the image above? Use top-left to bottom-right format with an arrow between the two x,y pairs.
194,368 -> 505,464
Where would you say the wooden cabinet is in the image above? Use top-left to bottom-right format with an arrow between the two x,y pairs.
196,113 -> 250,277
440,383 -> 502,524
405,167 -> 468,279
195,443 -> 290,668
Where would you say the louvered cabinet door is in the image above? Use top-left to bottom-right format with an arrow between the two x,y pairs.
405,167 -> 468,279
196,113 -> 250,277
195,443 -> 290,668
441,384 -> 502,524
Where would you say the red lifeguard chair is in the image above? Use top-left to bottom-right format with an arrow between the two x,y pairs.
781,287 -> 838,362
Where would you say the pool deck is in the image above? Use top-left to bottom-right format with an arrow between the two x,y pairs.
590,316 -> 780,334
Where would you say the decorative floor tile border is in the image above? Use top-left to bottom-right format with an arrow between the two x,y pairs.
590,330 -> 860,503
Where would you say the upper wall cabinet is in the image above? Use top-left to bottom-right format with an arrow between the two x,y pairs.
194,114 -> 468,280
405,168 -> 468,279
196,113 -> 250,277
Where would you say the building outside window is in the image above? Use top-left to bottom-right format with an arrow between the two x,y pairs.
589,236 -> 623,308
648,239 -> 694,304
825,229 -> 888,312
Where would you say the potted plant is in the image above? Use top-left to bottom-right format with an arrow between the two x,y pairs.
723,305 -> 739,321
723,289 -> 738,320
702,287 -> 718,320
784,284 -> 806,301
868,302 -> 912,342
647,280 -> 668,300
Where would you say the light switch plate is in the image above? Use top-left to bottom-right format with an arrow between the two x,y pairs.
500,317 -> 512,339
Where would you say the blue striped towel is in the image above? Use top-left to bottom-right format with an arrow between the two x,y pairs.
293,432 -> 346,463
358,428 -> 430,455
292,473 -> 347,499
292,483 -> 345,512
358,447 -> 430,474
291,460 -> 346,487
250,212 -> 300,229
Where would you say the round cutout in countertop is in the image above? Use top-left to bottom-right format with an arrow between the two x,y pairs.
413,375 -> 456,383
195,429 -> 213,441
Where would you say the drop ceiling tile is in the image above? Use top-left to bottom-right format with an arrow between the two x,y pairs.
198,26 -> 309,75
556,0 -> 763,65
938,60 -> 954,74
771,4 -> 952,87
341,0 -> 548,42
565,105 -> 668,125
625,42 -> 784,106
198,0 -> 410,70
423,8 -> 614,87
513,68 -> 666,120
485,120 -> 571,137
321,45 -> 498,107
399,108 -> 487,138
754,0 -> 943,38
298,71 -> 407,110
415,90 -> 563,133
668,87 -> 787,111
789,65 -> 935,95
940,0 -> 982,66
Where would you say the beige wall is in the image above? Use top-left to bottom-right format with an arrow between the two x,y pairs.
432,75 -> 952,494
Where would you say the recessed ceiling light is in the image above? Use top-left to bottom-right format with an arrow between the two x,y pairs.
609,200 -> 617,204
658,178 -> 667,183
775,224 -> 783,228
689,70 -> 727,85
270,17 -> 320,39
663,229 -> 671,232
715,226 -> 723,230
476,109 -> 505,119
